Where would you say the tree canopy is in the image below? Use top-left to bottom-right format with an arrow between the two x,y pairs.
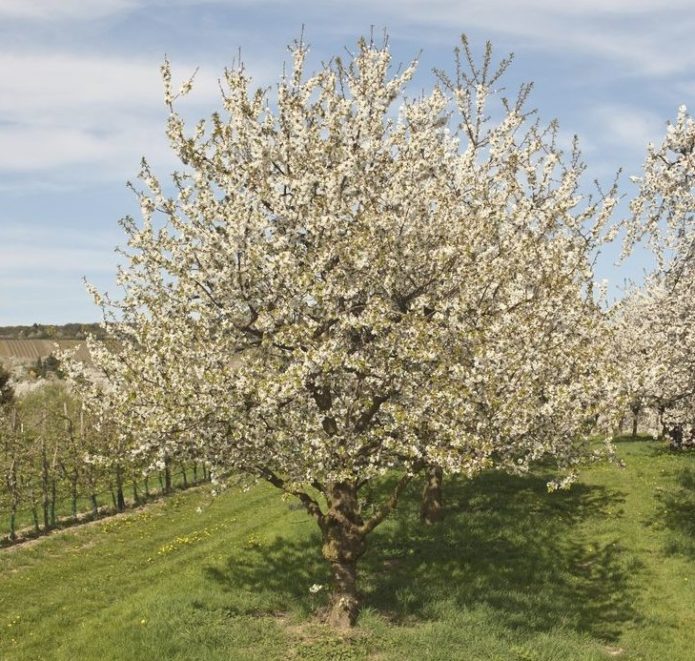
69,35 -> 619,627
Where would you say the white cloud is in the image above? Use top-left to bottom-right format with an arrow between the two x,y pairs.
0,53 -> 219,122
591,105 -> 664,154
0,244 -> 119,275
349,0 -> 695,77
0,52 -> 231,177
0,220 -> 119,250
0,0 -> 137,20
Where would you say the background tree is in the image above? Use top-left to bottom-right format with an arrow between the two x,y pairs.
0,364 -> 14,407
622,106 -> 695,447
70,35 -> 618,627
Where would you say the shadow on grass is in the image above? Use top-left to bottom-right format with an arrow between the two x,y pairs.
204,471 -> 638,642
652,467 -> 695,558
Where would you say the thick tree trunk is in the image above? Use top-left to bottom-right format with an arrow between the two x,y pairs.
321,483 -> 367,629
669,425 -> 684,450
90,494 -> 99,518
420,465 -> 444,525
326,556 -> 360,628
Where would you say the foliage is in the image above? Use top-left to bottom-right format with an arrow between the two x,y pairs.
0,364 -> 13,407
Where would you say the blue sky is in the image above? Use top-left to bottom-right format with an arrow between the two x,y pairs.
1,0 -> 693,324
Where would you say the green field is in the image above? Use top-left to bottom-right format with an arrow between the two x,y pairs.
1,438 -> 693,660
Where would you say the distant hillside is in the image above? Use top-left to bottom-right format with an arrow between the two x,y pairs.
0,323 -> 105,340
0,339 -> 91,365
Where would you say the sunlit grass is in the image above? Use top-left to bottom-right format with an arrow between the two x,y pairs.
1,438 -> 694,660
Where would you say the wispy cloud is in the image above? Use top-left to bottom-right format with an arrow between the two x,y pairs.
0,52 -> 229,178
305,0 -> 695,78
0,0 -> 136,20
590,105 -> 665,155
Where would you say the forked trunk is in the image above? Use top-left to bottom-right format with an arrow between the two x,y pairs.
420,465 -> 444,525
321,483 -> 366,628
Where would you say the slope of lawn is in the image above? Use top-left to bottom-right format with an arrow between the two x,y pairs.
1,437 -> 694,660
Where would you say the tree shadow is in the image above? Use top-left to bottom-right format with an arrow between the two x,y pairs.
203,471 -> 638,642
650,467 -> 695,558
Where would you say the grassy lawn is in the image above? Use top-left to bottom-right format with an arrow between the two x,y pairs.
1,437 -> 694,660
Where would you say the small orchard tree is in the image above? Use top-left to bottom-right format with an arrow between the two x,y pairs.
623,106 -> 695,445
611,287 -> 661,437
613,276 -> 695,446
71,35 -> 618,627
0,364 -> 14,407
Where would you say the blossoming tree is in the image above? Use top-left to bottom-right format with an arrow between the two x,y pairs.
73,36 -> 618,627
621,106 -> 695,446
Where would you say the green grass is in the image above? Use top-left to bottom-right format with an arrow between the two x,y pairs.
1,438 -> 694,660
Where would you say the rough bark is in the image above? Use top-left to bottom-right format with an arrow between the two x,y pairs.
669,424 -> 684,450
420,465 -> 444,525
259,467 -> 416,629
320,482 -> 366,629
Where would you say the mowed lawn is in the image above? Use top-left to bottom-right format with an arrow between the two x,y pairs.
1,438 -> 694,660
